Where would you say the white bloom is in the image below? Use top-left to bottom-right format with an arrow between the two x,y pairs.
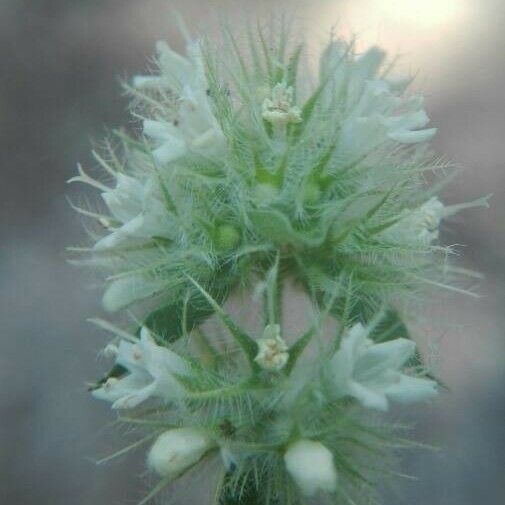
284,439 -> 338,496
384,197 -> 445,245
102,343 -> 118,359
92,327 -> 189,409
407,197 -> 445,244
330,323 -> 437,411
262,82 -> 302,126
134,40 -> 225,164
254,324 -> 289,371
319,43 -> 436,154
147,428 -> 213,479
95,174 -> 171,250
102,275 -> 169,313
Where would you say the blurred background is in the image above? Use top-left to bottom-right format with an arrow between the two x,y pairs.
1,0 -> 504,503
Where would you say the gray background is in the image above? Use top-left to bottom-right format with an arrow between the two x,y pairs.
1,0 -> 504,503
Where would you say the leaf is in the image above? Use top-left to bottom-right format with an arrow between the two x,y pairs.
364,308 -> 410,342
285,327 -> 315,374
187,276 -> 259,368
144,284 -> 230,343
286,44 -> 303,88
311,139 -> 338,181
264,253 -> 282,325
249,209 -> 326,248
288,82 -> 325,139
286,278 -> 341,374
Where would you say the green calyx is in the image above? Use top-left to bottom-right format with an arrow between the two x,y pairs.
215,224 -> 242,251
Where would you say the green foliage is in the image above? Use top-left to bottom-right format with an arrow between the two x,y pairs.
144,287 -> 227,343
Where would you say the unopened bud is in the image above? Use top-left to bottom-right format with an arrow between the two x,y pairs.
284,439 -> 338,496
147,428 -> 214,479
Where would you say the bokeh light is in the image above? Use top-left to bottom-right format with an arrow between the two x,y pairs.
309,0 -> 475,88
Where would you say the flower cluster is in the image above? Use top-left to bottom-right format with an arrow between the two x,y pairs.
92,327 -> 188,409
330,323 -> 437,411
70,19 -> 486,505
93,307 -> 437,502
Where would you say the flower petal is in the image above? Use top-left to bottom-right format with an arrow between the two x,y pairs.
355,338 -> 416,379
143,120 -> 178,141
101,173 -> 144,222
347,380 -> 389,411
383,374 -> 438,404
147,428 -> 213,479
92,373 -> 150,405
152,139 -> 187,164
388,127 -> 437,144
284,439 -> 338,496
111,381 -> 157,409
102,276 -> 161,312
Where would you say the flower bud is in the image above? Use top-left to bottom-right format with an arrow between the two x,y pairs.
255,324 -> 289,371
302,180 -> 322,205
215,224 -> 241,251
284,439 -> 338,496
147,428 -> 213,479
262,82 -> 302,125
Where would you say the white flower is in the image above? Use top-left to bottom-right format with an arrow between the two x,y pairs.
262,82 -> 302,126
254,324 -> 289,371
319,43 -> 436,154
406,197 -> 445,244
147,428 -> 214,479
92,327 -> 189,409
284,439 -> 338,496
384,197 -> 445,245
330,323 -> 438,411
134,40 -> 225,164
102,275 -> 166,313
95,173 -> 171,250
